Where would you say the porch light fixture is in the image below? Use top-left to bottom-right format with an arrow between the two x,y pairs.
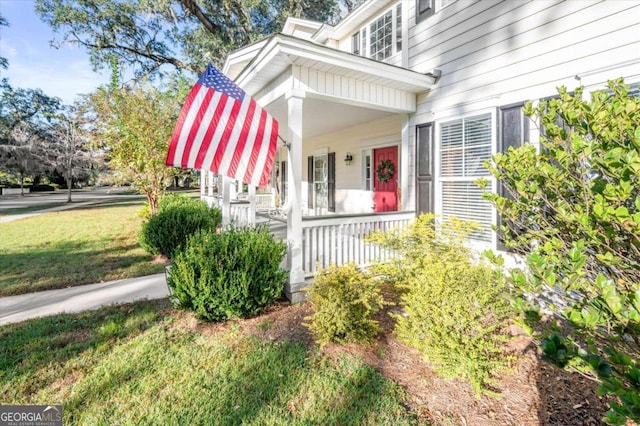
344,152 -> 353,166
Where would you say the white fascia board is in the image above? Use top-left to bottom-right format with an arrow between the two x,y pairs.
222,38 -> 269,77
234,36 -> 283,92
282,17 -> 323,35
235,35 -> 435,92
310,23 -> 335,44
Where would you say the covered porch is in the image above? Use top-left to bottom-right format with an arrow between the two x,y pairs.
204,34 -> 435,301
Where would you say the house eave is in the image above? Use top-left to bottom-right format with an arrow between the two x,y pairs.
233,33 -> 435,97
222,38 -> 270,80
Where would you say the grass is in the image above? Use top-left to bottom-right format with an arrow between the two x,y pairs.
0,199 -> 164,296
0,300 -> 423,425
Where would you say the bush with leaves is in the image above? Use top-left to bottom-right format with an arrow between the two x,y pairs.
167,226 -> 287,322
138,194 -> 221,259
304,263 -> 384,346
368,214 -> 514,396
484,79 -> 640,424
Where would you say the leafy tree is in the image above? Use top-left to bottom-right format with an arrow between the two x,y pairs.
47,104 -> 96,201
35,0 -> 358,78
0,15 -> 8,70
484,79 -> 640,424
0,79 -> 62,194
88,79 -> 183,214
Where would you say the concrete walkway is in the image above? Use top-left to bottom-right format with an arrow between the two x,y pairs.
0,200 -> 103,224
0,274 -> 171,326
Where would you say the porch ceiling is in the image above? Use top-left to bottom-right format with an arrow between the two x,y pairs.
266,96 -> 393,140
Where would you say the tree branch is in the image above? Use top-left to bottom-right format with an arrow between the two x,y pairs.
178,0 -> 228,40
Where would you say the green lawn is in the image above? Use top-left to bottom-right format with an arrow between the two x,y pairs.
0,300 -> 422,425
0,201 -> 69,217
0,199 -> 164,296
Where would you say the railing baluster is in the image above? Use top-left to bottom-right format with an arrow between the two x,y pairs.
298,212 -> 415,274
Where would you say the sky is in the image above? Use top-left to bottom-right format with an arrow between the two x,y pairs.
0,0 -> 108,105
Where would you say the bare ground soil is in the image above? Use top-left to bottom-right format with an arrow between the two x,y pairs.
176,299 -> 618,426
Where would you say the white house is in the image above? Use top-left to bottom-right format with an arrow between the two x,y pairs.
201,0 -> 640,302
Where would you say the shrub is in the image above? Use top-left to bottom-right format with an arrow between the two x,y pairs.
304,263 -> 384,346
484,79 -> 640,424
167,226 -> 287,321
368,214 -> 514,396
138,194 -> 221,259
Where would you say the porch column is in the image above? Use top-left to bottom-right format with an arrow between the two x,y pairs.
285,89 -> 306,303
401,114 -> 410,211
200,170 -> 206,200
207,172 -> 214,198
248,184 -> 256,225
221,175 -> 232,225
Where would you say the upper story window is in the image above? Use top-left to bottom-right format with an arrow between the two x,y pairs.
351,32 -> 360,55
417,0 -> 456,23
352,3 -> 402,62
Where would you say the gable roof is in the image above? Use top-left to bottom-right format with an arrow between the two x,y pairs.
226,33 -> 435,98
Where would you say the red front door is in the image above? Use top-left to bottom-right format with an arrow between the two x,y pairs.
373,146 -> 398,212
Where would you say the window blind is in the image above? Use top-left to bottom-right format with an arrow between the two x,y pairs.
439,113 -> 493,242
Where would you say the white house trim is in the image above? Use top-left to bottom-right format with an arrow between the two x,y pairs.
230,34 -> 435,98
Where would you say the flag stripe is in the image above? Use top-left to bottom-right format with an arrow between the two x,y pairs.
255,118 -> 278,187
221,98 -> 258,178
227,103 -> 262,179
180,87 -> 216,167
261,121 -> 279,187
166,83 -> 204,165
240,108 -> 267,182
241,109 -> 268,185
207,96 -> 246,172
194,94 -> 236,169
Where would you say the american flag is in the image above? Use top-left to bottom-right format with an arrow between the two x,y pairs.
166,63 -> 279,187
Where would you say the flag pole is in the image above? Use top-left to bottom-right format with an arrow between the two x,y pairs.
278,134 -> 290,150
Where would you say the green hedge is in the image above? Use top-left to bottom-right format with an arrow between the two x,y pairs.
304,263 -> 384,346
168,226 -> 287,321
368,214 -> 515,396
138,194 -> 221,259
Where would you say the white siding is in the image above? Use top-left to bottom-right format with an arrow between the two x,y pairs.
296,67 -> 415,112
406,0 -> 640,246
409,0 -> 640,118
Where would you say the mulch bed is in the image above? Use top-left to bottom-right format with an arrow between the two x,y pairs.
185,298 -> 617,426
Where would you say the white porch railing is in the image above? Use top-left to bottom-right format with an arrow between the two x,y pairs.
255,193 -> 276,212
202,194 -> 221,209
229,201 -> 251,226
301,211 -> 415,275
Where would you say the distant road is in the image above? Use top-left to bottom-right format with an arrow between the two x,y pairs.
0,187 -> 145,213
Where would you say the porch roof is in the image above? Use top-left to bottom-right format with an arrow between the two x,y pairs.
225,33 -> 436,102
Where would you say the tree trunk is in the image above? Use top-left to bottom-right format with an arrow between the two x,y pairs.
20,173 -> 24,196
67,175 -> 72,203
147,193 -> 159,216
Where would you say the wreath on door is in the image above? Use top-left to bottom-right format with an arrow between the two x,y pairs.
376,159 -> 395,183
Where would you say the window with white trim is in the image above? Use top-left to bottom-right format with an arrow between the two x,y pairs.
439,113 -> 493,242
351,32 -> 360,55
362,149 -> 372,190
416,0 -> 456,23
353,3 -> 402,62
